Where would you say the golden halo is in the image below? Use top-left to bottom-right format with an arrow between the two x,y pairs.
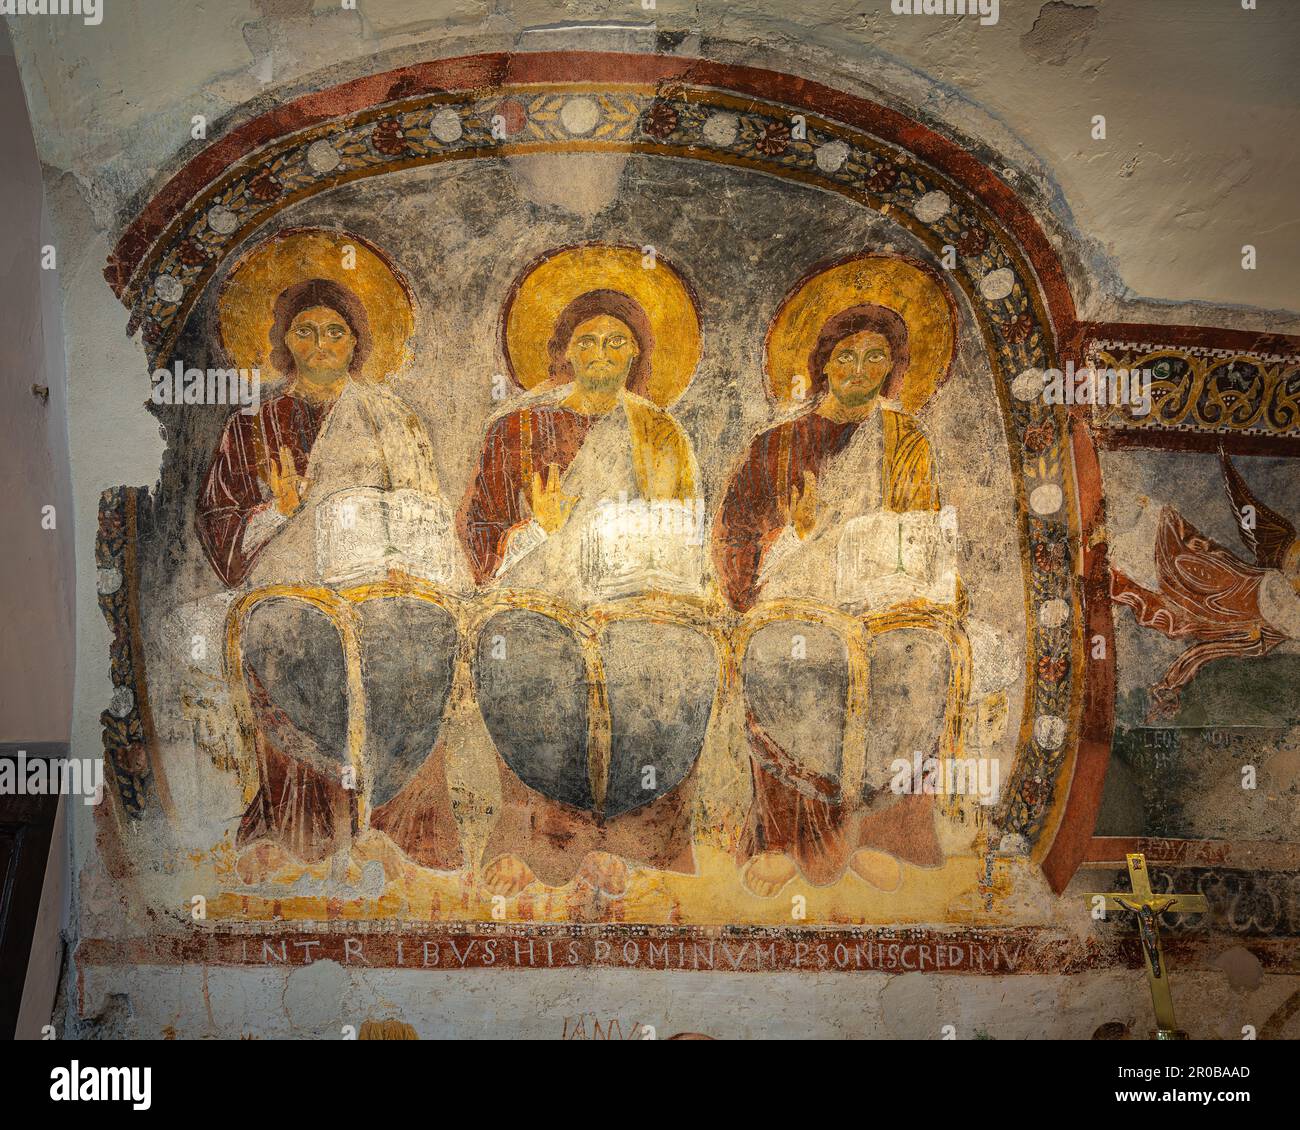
217,228 -> 415,382
764,255 -> 957,414
502,244 -> 701,407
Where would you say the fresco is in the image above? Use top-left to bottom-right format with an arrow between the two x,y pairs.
1099,447 -> 1300,847
87,56 -> 1299,972
112,177 -> 1036,926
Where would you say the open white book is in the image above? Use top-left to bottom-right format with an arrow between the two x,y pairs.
836,507 -> 958,609
580,494 -> 706,599
315,487 -> 463,588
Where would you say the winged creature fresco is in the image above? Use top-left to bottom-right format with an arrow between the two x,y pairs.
1110,451 -> 1300,717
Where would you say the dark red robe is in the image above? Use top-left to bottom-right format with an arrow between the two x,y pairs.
713,408 -> 945,884
199,391 -> 460,870
1111,506 -> 1287,710
198,394 -> 340,864
457,403 -> 594,585
458,401 -> 701,883
196,391 -> 332,589
714,411 -> 858,612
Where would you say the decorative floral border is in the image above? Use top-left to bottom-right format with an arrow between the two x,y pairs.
1086,338 -> 1300,449
1145,867 -> 1300,939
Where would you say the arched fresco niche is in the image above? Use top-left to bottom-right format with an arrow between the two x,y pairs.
96,53 -> 1106,932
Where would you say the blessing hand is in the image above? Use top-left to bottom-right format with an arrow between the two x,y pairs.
528,463 -> 578,534
268,444 -> 309,516
787,470 -> 818,541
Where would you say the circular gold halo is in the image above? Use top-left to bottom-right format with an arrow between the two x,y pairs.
502,244 -> 701,407
217,228 -> 415,382
764,255 -> 957,414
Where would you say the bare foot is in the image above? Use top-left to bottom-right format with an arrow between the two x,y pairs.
849,849 -> 902,891
742,852 -> 797,898
483,853 -> 536,897
235,839 -> 301,885
352,828 -> 423,887
577,852 -> 629,897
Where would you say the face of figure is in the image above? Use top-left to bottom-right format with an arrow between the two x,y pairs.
823,330 -> 892,410
565,314 -> 639,397
286,305 -> 356,385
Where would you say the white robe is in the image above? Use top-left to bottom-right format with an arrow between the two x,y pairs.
494,385 -> 704,605
243,379 -> 446,588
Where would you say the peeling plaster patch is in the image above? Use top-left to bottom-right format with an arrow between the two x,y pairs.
306,139 -> 341,173
1212,947 -> 1263,993
241,19 -> 274,86
508,152 -> 628,217
284,959 -> 346,1033
1034,715 -> 1066,750
814,139 -> 848,173
1020,2 -> 1099,67
207,205 -> 239,234
73,166 -> 136,235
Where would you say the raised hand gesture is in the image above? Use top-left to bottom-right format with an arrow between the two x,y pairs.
268,444 -> 309,516
528,462 -> 578,534
786,469 -> 818,540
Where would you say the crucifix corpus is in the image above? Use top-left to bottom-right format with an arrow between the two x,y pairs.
1089,852 -> 1209,1040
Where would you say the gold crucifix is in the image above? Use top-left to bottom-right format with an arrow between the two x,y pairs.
1089,853 -> 1208,1040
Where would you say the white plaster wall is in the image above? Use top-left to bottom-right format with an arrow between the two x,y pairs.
74,961 -> 1300,1040
6,0 -> 1299,319
0,20 -> 73,742
0,19 -> 75,1039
